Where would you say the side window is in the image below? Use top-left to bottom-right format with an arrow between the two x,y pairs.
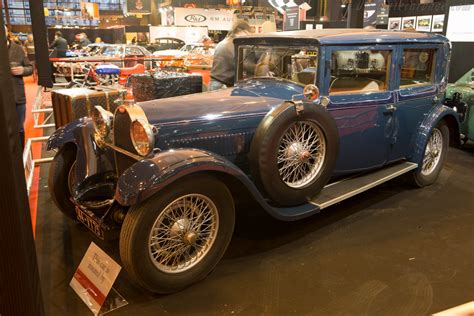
400,48 -> 436,87
330,49 -> 391,95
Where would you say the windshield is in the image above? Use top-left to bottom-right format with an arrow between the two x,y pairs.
237,45 -> 318,85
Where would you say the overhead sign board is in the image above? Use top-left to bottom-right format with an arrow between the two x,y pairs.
174,8 -> 235,31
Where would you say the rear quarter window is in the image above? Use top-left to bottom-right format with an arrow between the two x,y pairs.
400,48 -> 437,87
329,49 -> 392,95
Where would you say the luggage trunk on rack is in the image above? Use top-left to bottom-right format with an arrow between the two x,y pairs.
51,87 -> 126,128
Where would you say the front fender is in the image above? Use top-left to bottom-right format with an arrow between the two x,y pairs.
47,117 -> 116,193
115,148 -> 322,221
410,105 -> 460,166
46,117 -> 92,150
115,149 -> 250,206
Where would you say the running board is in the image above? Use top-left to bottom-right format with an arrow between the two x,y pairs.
310,162 -> 418,210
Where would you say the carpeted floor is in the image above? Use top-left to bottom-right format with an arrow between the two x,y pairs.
34,142 -> 474,316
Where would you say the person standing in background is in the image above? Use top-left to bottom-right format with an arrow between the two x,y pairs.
49,31 -> 68,58
23,34 -> 35,59
209,20 -> 251,91
6,26 -> 33,148
79,33 -> 91,48
23,34 -> 36,80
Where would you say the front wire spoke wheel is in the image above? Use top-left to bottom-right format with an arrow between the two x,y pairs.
277,121 -> 326,188
421,128 -> 443,176
148,194 -> 219,273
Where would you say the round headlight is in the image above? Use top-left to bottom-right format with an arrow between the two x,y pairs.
130,120 -> 154,157
92,106 -> 113,138
303,84 -> 320,101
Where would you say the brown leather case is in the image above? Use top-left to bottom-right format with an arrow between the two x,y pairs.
51,87 -> 125,128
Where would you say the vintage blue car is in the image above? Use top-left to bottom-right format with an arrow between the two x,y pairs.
47,29 -> 460,294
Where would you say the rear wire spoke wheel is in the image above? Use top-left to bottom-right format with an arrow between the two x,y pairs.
410,122 -> 449,187
277,121 -> 326,189
421,128 -> 443,176
120,176 -> 235,294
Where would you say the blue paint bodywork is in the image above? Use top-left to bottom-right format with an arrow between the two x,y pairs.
48,29 -> 460,221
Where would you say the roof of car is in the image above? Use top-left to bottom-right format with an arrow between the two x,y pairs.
235,29 -> 448,45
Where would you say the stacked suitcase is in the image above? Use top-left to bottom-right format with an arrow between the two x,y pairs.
130,72 -> 202,102
51,87 -> 126,128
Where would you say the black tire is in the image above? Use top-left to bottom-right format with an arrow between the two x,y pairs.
250,102 -> 339,206
48,145 -> 78,220
410,122 -> 449,187
119,175 -> 235,294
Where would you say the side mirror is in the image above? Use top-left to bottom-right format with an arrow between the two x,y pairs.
303,84 -> 320,101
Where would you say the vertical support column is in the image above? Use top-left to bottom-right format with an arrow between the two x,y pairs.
3,0 -> 10,27
0,15 -> 45,316
347,0 -> 365,28
28,0 -> 53,88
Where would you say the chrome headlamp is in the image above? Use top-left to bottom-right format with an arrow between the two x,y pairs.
91,106 -> 113,139
130,119 -> 154,157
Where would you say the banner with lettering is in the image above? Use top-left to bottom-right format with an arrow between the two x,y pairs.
173,7 -> 235,31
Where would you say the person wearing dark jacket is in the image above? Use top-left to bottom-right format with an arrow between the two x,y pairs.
209,20 -> 251,91
49,31 -> 68,58
7,28 -> 33,148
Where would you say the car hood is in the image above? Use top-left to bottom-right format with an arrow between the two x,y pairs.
137,78 -> 304,126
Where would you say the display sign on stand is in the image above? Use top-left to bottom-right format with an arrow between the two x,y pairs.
388,17 -> 401,30
402,16 -> 416,30
446,4 -> 474,42
284,6 -> 300,31
416,15 -> 432,32
431,14 -> 445,33
70,242 -> 127,315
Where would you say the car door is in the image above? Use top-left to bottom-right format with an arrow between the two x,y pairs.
388,44 -> 441,162
321,44 -> 397,173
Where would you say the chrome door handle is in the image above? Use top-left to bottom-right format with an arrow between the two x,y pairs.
383,104 -> 397,115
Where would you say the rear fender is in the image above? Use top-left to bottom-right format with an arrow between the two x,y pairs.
115,148 -> 321,221
410,105 -> 460,166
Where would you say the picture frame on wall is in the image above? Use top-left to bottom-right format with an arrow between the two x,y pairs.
402,16 -> 416,31
388,17 -> 401,31
431,14 -> 445,33
416,15 -> 432,32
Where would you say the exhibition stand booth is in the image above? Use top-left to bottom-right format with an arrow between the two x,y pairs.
0,1 -> 473,315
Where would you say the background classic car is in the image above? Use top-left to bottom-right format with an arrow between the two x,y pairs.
47,29 -> 460,294
445,68 -> 474,144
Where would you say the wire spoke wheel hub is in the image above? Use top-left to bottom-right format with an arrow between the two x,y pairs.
421,127 -> 443,176
148,194 -> 219,274
277,121 -> 326,188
